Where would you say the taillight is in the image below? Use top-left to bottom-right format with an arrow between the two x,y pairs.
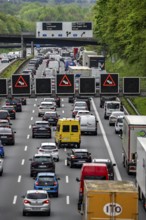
54,181 -> 57,186
12,110 -> 15,113
35,182 -> 39,186
43,200 -> 50,204
71,155 -> 76,159
24,200 -> 31,204
79,187 -> 83,193
39,149 -> 44,152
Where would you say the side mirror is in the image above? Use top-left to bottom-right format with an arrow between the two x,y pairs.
76,177 -> 80,182
57,177 -> 60,180
21,195 -> 25,199
33,177 -> 36,180
113,163 -> 116,166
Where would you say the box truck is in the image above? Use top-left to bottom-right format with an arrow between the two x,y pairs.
82,50 -> 97,66
68,66 -> 92,77
122,115 -> 146,175
82,180 -> 138,220
86,55 -> 105,69
136,137 -> 146,211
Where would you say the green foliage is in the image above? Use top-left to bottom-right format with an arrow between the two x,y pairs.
121,97 -> 137,115
129,97 -> 146,115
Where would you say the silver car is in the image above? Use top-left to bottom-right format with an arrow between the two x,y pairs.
22,190 -> 51,216
0,159 -> 3,176
38,101 -> 56,117
38,142 -> 59,162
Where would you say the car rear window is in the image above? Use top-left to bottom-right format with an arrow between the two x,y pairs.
62,125 -> 70,132
71,125 -> 78,132
34,156 -> 52,162
45,112 -> 56,117
0,128 -> 11,134
75,152 -> 88,157
38,176 -> 54,182
27,193 -> 47,200
0,112 -> 9,118
42,145 -> 56,150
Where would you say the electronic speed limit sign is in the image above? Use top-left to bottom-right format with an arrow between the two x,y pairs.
103,203 -> 122,216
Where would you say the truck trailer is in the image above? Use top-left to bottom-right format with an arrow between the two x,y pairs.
122,115 -> 146,175
68,66 -> 92,77
82,50 -> 97,66
136,137 -> 146,211
82,180 -> 138,220
86,54 -> 105,69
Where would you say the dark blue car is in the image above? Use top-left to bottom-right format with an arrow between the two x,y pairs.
34,172 -> 60,197
0,142 -> 4,158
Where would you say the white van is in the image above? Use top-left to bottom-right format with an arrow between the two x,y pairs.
104,101 -> 121,119
79,115 -> 98,135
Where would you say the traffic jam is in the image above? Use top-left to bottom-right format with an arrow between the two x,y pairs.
0,47 -> 145,220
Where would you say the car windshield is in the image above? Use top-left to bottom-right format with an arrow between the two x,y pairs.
74,152 -> 88,157
34,156 -> 52,162
45,112 -> 56,117
38,176 -> 54,182
42,145 -> 56,150
117,118 -> 123,123
107,103 -> 120,109
36,122 -> 48,126
27,193 -> 47,200
0,112 -> 8,118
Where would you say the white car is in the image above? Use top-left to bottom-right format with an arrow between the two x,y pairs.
38,142 -> 59,162
43,98 -> 56,107
38,101 -> 56,117
115,115 -> 124,134
74,101 -> 87,109
109,111 -> 124,126
75,110 -> 91,120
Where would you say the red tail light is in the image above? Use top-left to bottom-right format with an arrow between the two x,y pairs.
54,181 -> 57,186
12,110 -> 15,113
43,200 -> 50,204
35,182 -> 39,186
79,187 -> 83,193
71,155 -> 76,159
24,200 -> 31,204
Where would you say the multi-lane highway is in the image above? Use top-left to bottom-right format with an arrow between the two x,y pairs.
0,59 -> 145,220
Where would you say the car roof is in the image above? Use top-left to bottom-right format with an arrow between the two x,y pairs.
0,110 -> 9,113
0,119 -> 9,122
72,149 -> 88,152
37,172 -> 55,177
41,101 -> 53,105
111,111 -> 124,115
2,105 -> 14,108
92,158 -> 111,163
35,121 -> 48,124
0,127 -> 11,131
41,142 -> 56,147
75,101 -> 86,104
27,190 -> 48,194
34,153 -> 52,157
44,111 -> 57,114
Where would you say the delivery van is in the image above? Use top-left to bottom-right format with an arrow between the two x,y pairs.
55,118 -> 81,148
76,163 -> 109,211
79,115 -> 98,135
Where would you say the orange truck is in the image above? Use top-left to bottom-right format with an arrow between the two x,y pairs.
81,180 -> 138,220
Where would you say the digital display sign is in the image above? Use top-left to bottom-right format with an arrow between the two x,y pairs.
72,22 -> 92,30
42,22 -> 63,30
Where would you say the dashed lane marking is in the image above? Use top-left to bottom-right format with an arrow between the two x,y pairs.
13,195 -> 17,205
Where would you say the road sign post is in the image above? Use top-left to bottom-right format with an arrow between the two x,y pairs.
12,74 -> 31,95
35,78 -> 52,95
0,79 -> 7,96
100,73 -> 119,94
79,77 -> 96,94
123,77 -> 140,94
56,74 -> 75,94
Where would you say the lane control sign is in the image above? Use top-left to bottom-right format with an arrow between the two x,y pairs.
12,74 -> 31,95
0,79 -> 7,96
56,74 -> 74,94
100,73 -> 119,94
123,77 -> 140,94
79,77 -> 96,94
35,78 -> 52,95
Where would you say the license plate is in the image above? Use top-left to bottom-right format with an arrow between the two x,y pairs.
39,165 -> 46,168
78,160 -> 85,163
49,119 -> 53,121
39,128 -> 46,130
43,188 -> 50,190
1,136 -> 7,138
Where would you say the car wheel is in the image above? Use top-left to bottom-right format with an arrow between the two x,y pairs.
30,172 -> 33,177
55,191 -> 58,197
109,123 -> 111,126
57,158 -> 59,162
38,113 -> 40,117
46,210 -> 51,216
70,162 -> 73,168
11,141 -> 15,145
77,144 -> 80,148
115,130 -> 118,134
0,169 -> 3,176
23,211 -> 27,216
32,134 -> 35,138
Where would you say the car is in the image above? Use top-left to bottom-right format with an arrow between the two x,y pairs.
109,111 -> 124,126
72,106 -> 88,118
100,96 -> 118,108
38,101 -> 56,117
29,154 -> 55,177
54,96 -> 61,107
1,57 -> 9,63
43,97 -> 56,107
66,149 -> 92,168
74,101 -> 88,109
34,172 -> 60,197
0,127 -> 16,145
92,158 -> 116,180
1,105 -> 16,119
68,96 -> 75,103
22,190 -> 51,216
42,111 -> 59,126
6,98 -> 22,112
32,121 -> 51,138
75,110 -> 91,120
20,97 -> 27,105
38,142 -> 59,162
0,110 -> 10,121
0,159 -> 3,176
0,141 -> 4,157
0,119 -> 12,128
74,97 -> 91,111
115,115 -> 124,134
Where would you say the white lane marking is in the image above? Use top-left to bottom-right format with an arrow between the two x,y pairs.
18,175 -> 21,183
31,117 -> 33,120
29,125 -> 31,129
13,195 -> 17,205
24,146 -> 28,151
62,104 -> 64,107
34,104 -> 36,107
62,110 -> 64,114
35,99 -> 37,101
66,196 -> 70,205
27,135 -> 30,139
32,110 -> 35,113
66,176 -> 69,183
62,98 -> 64,101
65,160 -> 67,166
21,159 -> 25,165
91,98 -> 122,181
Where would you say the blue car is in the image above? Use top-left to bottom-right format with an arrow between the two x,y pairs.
34,172 -> 60,197
0,143 -> 4,158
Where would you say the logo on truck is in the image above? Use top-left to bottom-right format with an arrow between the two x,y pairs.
103,203 -> 122,216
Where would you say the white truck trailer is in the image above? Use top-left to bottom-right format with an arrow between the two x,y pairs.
68,66 -> 92,77
136,137 -> 146,211
122,115 -> 146,175
82,50 -> 97,66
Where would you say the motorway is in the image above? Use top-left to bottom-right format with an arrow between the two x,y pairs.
0,60 -> 145,219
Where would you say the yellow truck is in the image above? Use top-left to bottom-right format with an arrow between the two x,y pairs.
82,180 -> 138,220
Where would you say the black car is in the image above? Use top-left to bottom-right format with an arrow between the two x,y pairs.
29,154 -> 55,177
1,105 -> 16,119
100,96 -> 117,108
32,121 -> 51,138
20,97 -> 27,105
0,127 -> 16,145
54,96 -> 61,107
42,111 -> 59,126
67,149 -> 92,168
6,98 -> 22,112
68,96 -> 75,103
92,158 -> 116,180
0,110 -> 10,121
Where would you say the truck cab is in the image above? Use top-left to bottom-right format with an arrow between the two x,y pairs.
104,101 -> 121,119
